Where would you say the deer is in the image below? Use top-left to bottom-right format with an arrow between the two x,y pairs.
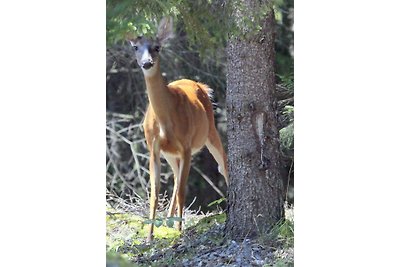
129,17 -> 229,242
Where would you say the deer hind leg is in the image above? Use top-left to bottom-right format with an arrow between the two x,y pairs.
205,126 -> 229,186
175,149 -> 192,231
163,154 -> 180,217
147,137 -> 161,242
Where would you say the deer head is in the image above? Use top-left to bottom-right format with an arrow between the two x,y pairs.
129,17 -> 174,77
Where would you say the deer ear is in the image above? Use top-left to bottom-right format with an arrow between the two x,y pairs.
157,17 -> 174,45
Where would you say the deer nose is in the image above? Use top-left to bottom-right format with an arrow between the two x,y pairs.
142,61 -> 154,70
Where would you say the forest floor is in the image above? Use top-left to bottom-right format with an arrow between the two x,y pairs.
106,196 -> 294,267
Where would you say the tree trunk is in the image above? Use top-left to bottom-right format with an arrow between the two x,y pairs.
225,0 -> 285,240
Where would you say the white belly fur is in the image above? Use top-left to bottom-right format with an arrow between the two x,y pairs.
161,145 -> 204,160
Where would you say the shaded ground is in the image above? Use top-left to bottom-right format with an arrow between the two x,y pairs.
106,198 -> 293,267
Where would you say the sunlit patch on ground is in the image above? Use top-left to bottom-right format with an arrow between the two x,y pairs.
106,201 -> 294,267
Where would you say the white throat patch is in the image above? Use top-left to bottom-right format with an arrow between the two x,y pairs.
142,66 -> 157,77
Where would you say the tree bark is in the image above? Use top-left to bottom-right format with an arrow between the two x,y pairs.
225,0 -> 285,240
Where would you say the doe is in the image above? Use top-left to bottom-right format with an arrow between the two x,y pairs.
129,17 -> 229,242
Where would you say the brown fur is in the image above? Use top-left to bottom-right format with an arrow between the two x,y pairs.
142,69 -> 228,242
130,17 -> 228,242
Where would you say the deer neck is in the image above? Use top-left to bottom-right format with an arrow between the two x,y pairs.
143,62 -> 173,121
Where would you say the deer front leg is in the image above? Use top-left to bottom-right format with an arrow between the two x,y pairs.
175,149 -> 191,231
147,138 -> 161,242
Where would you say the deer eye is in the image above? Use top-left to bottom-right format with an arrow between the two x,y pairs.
154,45 -> 160,52
133,45 -> 138,51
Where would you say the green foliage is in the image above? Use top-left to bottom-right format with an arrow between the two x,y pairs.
143,216 -> 184,228
106,0 -> 178,44
106,0 -> 291,50
106,0 -> 230,57
280,115 -> 293,151
207,197 -> 226,207
278,72 -> 294,154
107,252 -> 137,267
143,217 -> 163,227
166,218 -> 174,228
166,216 -> 184,228
278,73 -> 294,91
263,218 -> 294,250
277,220 -> 294,248
271,259 -> 293,267
276,54 -> 294,78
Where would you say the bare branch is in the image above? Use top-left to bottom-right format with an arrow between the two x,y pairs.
192,166 -> 225,198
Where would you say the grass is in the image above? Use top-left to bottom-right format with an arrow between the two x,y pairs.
106,194 -> 211,266
106,196 -> 294,267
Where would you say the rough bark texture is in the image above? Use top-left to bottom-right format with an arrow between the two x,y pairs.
225,1 -> 285,240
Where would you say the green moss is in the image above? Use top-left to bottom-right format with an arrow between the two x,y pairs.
106,209 -> 227,264
106,208 -> 184,263
107,252 -> 140,267
153,225 -> 180,239
107,206 -> 294,266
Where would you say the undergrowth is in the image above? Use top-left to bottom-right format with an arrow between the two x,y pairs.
106,194 -> 294,267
